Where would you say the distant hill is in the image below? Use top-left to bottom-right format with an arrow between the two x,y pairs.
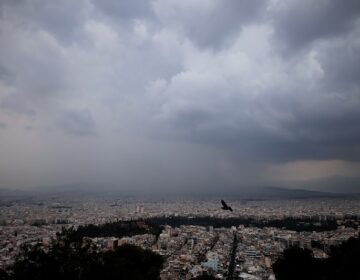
1,180 -> 359,201
257,186 -> 342,199
198,186 -> 350,200
301,176 -> 360,194
286,176 -> 360,194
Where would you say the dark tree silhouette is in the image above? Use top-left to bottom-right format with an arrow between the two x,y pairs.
144,216 -> 337,232
101,245 -> 163,280
0,269 -> 9,280
272,246 -> 323,280
2,228 -> 164,280
273,235 -> 360,280
325,236 -> 360,280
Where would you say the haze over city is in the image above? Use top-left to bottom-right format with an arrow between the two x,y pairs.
1,0 -> 360,194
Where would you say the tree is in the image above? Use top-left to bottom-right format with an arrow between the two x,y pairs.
273,236 -> 360,280
325,236 -> 360,280
101,245 -> 164,280
3,228 -> 164,280
272,246 -> 323,280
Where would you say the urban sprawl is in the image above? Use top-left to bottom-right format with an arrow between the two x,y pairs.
1,197 -> 359,279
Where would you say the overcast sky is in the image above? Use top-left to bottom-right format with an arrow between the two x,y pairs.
1,0 -> 360,193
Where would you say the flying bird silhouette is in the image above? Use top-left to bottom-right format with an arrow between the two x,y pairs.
221,200 -> 233,212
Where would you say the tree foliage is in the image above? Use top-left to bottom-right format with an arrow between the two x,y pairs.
145,216 -> 337,232
273,235 -> 360,280
2,228 -> 164,280
71,220 -> 163,239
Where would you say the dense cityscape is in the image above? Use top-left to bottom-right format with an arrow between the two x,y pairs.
1,195 -> 359,279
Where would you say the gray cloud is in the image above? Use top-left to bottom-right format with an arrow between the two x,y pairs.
91,0 -> 153,20
152,19 -> 360,163
271,0 -> 360,50
0,0 -> 91,44
57,109 -> 96,136
316,27 -> 360,90
153,0 -> 266,48
0,0 -> 360,192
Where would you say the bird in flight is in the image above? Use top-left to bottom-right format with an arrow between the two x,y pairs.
221,200 -> 233,212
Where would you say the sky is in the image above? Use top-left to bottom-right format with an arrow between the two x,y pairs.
0,0 -> 360,193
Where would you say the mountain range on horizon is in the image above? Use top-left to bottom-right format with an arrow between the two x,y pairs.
1,176 -> 359,200
275,176 -> 360,194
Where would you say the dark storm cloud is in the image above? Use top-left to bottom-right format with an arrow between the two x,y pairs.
158,75 -> 360,162
154,12 -> 360,163
0,0 -> 360,190
316,30 -> 360,89
271,0 -> 360,50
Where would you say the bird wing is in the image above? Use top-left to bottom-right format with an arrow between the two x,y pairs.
221,200 -> 227,208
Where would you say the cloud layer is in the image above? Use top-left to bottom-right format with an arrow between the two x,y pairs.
0,0 -> 360,192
